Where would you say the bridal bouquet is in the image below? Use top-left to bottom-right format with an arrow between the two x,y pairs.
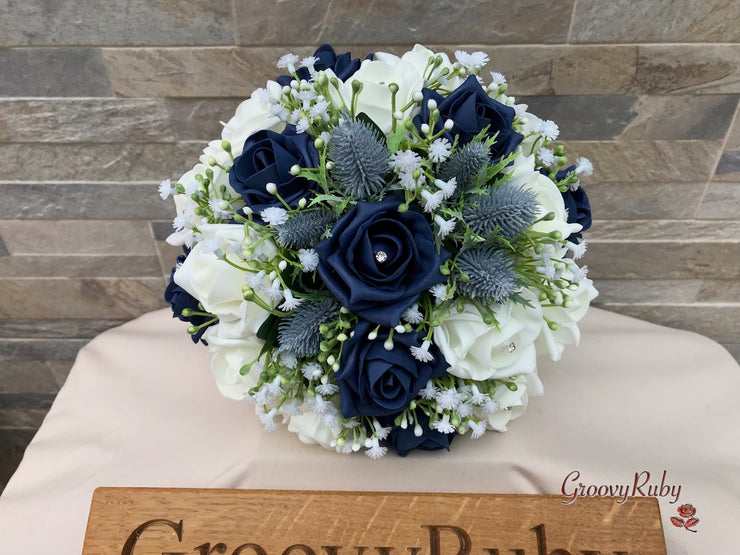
162,44 -> 596,458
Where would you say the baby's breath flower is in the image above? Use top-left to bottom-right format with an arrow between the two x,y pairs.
419,380 -> 439,400
536,260 -> 557,280
279,290 -> 303,312
263,278 -> 284,303
433,414 -> 456,434
537,119 -> 560,141
301,361 -> 323,380
537,147 -> 555,167
258,407 -> 280,432
489,71 -> 506,86
200,237 -> 223,255
469,420 -> 487,439
365,437 -> 388,459
295,117 -> 310,134
316,382 -> 339,396
434,177 -> 457,199
421,189 -> 444,213
390,150 -> 422,173
429,283 -> 448,305
567,240 -> 588,260
260,207 -> 289,227
457,402 -> 474,418
277,53 -> 299,70
435,388 -> 464,410
455,50 -> 489,70
297,248 -> 320,272
410,340 -> 435,362
310,99 -> 331,120
209,199 -> 232,220
322,410 -> 341,428
428,138 -> 452,163
572,264 -> 589,283
434,215 -> 457,238
575,156 -> 594,176
480,398 -> 500,414
309,393 -> 334,414
172,213 -> 188,232
300,55 -> 319,74
402,304 -> 423,324
158,179 -> 172,199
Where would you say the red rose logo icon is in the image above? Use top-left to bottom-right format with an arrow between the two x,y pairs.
677,504 -> 696,518
671,504 -> 699,533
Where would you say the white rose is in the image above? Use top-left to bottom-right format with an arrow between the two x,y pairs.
174,224 -> 276,321
484,373 -> 543,432
286,409 -> 341,450
393,44 -> 464,91
509,155 -> 581,240
223,87 -> 285,156
201,308 -> 269,400
433,294 -> 542,381
337,58 -> 424,134
199,86 -> 284,166
535,270 -> 598,361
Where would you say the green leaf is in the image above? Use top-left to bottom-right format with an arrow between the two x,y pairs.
297,169 -> 321,184
387,123 -> 408,153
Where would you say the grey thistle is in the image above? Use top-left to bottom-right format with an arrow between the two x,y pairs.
438,141 -> 490,193
274,209 -> 337,249
463,183 -> 538,240
328,118 -> 389,198
457,246 -> 517,303
278,297 -> 340,357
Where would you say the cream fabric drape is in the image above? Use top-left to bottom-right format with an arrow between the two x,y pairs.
1,308 -> 737,553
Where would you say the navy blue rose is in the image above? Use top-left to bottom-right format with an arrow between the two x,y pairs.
556,166 -> 592,243
336,321 -> 448,418
164,254 -> 214,344
229,125 -> 320,216
315,193 -> 449,326
275,44 -> 369,86
383,411 -> 454,457
415,75 -> 522,162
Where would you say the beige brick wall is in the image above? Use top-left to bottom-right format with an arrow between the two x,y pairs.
1,0 -> 738,488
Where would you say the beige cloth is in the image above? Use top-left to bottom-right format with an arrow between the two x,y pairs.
0,308 -> 738,554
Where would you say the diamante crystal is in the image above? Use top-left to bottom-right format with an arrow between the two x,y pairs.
375,250 -> 388,263
507,342 -> 516,353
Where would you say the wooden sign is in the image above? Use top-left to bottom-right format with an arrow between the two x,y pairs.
83,488 -> 666,555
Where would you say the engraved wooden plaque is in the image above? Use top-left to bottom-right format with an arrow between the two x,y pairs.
83,488 -> 667,555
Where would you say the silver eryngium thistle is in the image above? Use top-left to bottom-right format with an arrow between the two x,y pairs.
328,118 -> 389,198
457,246 -> 517,302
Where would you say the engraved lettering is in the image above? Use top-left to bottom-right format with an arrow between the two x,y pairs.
531,523 -> 572,555
282,544 -> 318,555
232,543 -> 268,555
194,543 -> 228,554
422,524 -> 471,555
121,518 -> 183,555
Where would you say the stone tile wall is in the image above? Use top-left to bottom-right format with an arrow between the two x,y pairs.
0,0 -> 738,490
